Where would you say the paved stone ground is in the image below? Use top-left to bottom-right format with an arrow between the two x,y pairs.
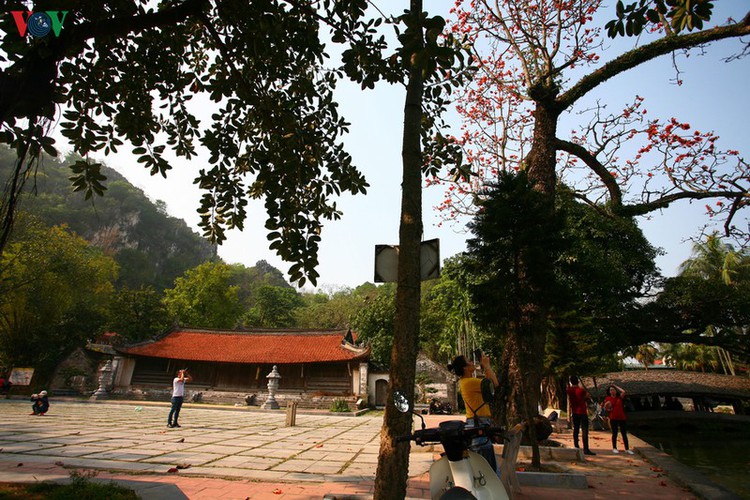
0,400 -> 432,481
0,399 -> 708,499
0,399 -> 437,498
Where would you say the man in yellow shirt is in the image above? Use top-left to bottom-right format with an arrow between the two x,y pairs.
449,352 -> 500,473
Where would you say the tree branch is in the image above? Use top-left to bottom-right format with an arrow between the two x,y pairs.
615,190 -> 747,217
558,14 -> 750,110
63,0 -> 208,45
555,138 -> 622,206
554,140 -> 748,217
1,0 -> 209,126
723,193 -> 744,237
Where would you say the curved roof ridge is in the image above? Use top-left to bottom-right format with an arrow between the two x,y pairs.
116,328 -> 368,364
175,326 -> 348,335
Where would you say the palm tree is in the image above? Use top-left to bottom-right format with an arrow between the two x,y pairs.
679,233 -> 748,285
623,344 -> 658,369
661,343 -> 720,373
677,234 -> 750,371
635,344 -> 658,370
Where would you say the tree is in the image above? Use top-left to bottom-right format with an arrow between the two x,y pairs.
629,234 -> 750,363
163,261 -> 243,328
605,0 -> 720,38
417,256 -> 495,365
245,261 -> 292,289
352,283 -> 396,366
441,0 -> 750,436
366,2 -> 471,497
107,286 -> 170,344
0,214 -> 116,381
295,286 -> 370,330
462,172 -> 565,467
625,272 -> 750,362
0,0 -> 380,286
225,261 -> 291,315
677,234 -> 749,370
352,263 -> 493,369
661,342 -> 720,373
679,233 -> 749,285
242,285 -> 303,328
464,170 -> 663,464
624,344 -> 659,369
542,187 -> 659,408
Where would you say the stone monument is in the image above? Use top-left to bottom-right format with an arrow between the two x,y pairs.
90,359 -> 113,400
261,365 -> 281,409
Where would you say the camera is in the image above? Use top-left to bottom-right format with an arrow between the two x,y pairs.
472,348 -> 483,364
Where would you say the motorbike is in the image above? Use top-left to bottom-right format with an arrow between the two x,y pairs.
394,392 -> 510,500
429,398 -> 453,415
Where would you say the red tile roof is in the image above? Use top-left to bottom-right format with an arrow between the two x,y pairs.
118,328 -> 370,364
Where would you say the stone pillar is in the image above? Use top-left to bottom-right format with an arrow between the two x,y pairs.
110,356 -> 123,387
90,359 -> 113,400
115,357 -> 136,388
358,362 -> 368,397
285,401 -> 298,426
261,365 -> 281,409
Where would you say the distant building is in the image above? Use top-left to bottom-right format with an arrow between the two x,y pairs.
108,327 -> 371,406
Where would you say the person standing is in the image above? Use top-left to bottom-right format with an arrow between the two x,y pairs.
604,384 -> 634,454
168,369 -> 191,428
448,352 -> 500,474
567,376 -> 595,456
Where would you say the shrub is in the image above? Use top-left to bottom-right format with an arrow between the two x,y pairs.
330,398 -> 350,412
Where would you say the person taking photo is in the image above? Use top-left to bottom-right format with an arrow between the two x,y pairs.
168,368 -> 192,428
448,352 -> 500,474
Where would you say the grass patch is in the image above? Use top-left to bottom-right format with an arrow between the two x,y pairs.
0,470 -> 137,500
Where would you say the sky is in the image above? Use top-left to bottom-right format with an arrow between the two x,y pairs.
77,1 -> 749,291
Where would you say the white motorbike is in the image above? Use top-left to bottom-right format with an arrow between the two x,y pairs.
395,392 -> 510,500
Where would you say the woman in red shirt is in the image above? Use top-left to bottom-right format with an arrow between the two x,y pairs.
603,384 -> 634,455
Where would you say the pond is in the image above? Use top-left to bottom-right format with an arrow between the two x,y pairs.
633,420 -> 750,499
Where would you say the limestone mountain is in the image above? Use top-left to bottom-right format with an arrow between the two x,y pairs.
0,146 -> 216,291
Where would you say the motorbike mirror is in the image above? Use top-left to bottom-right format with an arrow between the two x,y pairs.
393,391 -> 410,413
393,391 -> 426,429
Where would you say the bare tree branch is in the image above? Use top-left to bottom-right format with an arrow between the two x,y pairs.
559,14 -> 750,111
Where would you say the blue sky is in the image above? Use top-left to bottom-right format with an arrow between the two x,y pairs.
91,1 -> 749,290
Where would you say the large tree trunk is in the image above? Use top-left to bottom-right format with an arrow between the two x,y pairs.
516,302 -> 548,467
517,99 -> 559,468
493,329 -> 521,427
540,375 -> 563,410
373,1 -> 424,498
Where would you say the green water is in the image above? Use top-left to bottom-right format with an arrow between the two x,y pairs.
633,422 -> 750,499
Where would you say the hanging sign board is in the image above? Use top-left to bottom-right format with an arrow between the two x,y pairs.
374,238 -> 440,282
9,367 -> 34,386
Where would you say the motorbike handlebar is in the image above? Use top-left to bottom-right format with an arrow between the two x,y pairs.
399,421 -> 507,446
